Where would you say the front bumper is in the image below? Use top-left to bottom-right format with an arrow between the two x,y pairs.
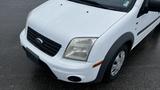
20,29 -> 100,83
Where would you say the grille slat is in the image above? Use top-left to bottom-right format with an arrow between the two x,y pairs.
27,27 -> 61,56
42,44 -> 59,52
44,42 -> 60,50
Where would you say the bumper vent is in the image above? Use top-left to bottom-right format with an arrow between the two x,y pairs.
27,27 -> 61,56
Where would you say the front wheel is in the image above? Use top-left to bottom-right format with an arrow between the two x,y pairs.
110,50 -> 126,77
104,45 -> 129,81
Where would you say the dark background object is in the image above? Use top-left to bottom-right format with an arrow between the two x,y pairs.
148,0 -> 160,11
1,0 -> 160,90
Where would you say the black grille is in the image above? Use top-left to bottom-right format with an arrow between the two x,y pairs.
27,27 -> 62,56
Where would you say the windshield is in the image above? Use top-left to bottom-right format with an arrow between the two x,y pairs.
68,0 -> 136,12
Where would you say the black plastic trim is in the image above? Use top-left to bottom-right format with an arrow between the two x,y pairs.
68,76 -> 82,82
137,16 -> 160,36
27,27 -> 62,56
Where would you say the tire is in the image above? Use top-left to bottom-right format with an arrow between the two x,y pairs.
103,45 -> 129,81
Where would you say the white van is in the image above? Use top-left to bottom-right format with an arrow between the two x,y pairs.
20,0 -> 160,83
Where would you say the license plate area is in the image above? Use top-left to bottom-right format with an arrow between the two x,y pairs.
25,47 -> 40,63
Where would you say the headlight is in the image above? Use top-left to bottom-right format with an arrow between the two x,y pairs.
64,38 -> 97,61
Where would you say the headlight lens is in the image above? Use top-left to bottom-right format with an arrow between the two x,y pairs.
64,38 -> 97,61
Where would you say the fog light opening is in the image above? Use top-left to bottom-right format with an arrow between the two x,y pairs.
68,76 -> 81,82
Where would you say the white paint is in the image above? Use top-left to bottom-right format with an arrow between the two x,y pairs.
20,0 -> 160,83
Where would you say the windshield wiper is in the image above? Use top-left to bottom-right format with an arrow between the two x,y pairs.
77,0 -> 108,9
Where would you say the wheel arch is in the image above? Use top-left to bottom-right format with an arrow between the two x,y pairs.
93,32 -> 134,83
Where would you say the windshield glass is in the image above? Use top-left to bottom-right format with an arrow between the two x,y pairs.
68,0 -> 136,12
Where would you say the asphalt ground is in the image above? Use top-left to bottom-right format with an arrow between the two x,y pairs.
1,0 -> 160,90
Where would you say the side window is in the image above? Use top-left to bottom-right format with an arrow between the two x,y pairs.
137,0 -> 149,18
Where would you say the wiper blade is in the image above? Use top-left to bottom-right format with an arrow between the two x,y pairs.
79,0 -> 107,9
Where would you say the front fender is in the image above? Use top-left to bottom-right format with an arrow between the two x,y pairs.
93,32 -> 134,83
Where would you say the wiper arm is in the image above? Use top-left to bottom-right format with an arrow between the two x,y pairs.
79,0 -> 107,9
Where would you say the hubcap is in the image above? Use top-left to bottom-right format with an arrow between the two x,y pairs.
111,51 -> 126,76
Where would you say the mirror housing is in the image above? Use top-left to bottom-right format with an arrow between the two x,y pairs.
148,0 -> 160,12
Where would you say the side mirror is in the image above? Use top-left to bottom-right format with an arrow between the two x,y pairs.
148,0 -> 160,12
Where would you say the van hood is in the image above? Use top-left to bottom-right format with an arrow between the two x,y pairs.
28,0 -> 126,44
